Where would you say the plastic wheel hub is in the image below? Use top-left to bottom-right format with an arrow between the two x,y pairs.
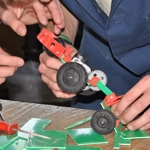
63,68 -> 80,86
97,117 -> 109,128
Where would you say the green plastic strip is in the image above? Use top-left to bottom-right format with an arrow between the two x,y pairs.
0,133 -> 19,149
59,34 -> 71,43
4,139 -> 28,150
101,100 -> 111,110
113,123 -> 131,149
21,118 -> 51,131
64,116 -> 92,130
59,145 -> 102,150
96,81 -> 113,95
114,130 -> 131,149
67,128 -> 108,145
121,130 -> 150,139
60,58 -> 66,64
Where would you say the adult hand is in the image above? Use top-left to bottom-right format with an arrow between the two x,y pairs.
38,46 -> 77,99
0,0 -> 64,36
0,47 -> 24,84
113,75 -> 150,130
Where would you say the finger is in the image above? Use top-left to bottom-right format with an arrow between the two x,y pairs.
39,63 -> 76,97
53,0 -> 65,34
46,0 -> 64,28
0,66 -> 17,77
53,25 -> 62,35
0,78 -> 6,84
40,65 -> 76,94
127,108 -> 150,130
1,10 -> 27,36
39,64 -> 58,83
140,121 -> 150,130
114,78 -> 148,117
119,93 -> 150,125
40,0 -> 52,2
42,74 -> 61,91
53,90 -> 76,99
111,103 -> 118,114
0,54 -> 24,67
44,72 -> 76,97
32,1 -> 48,25
44,6 -> 52,19
39,52 -> 62,69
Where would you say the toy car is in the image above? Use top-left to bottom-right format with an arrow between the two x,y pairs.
37,28 -> 123,135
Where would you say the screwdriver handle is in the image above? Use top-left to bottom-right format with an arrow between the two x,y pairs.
0,121 -> 19,135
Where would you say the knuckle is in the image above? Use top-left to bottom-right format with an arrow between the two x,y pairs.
122,113 -> 130,124
142,75 -> 150,84
38,64 -> 43,73
45,71 -> 52,80
133,101 -> 144,112
45,59 -> 52,67
123,93 -> 134,103
41,75 -> 47,83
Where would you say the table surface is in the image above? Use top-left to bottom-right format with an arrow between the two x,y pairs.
0,99 -> 149,150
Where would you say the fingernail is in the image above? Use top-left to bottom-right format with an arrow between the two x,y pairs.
139,127 -> 144,130
127,125 -> 134,131
54,28 -> 61,35
18,60 -> 24,66
114,111 -> 120,117
18,27 -> 25,36
120,119 -> 126,125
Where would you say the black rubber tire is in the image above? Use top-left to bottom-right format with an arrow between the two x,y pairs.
91,109 -> 116,135
57,62 -> 88,93
79,88 -> 96,96
43,46 -> 56,58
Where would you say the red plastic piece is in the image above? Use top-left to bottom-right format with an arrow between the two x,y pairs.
104,93 -> 123,107
0,121 -> 19,135
116,119 -> 121,127
37,28 -> 72,62
88,76 -> 100,87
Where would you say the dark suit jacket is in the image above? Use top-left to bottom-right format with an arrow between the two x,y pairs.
61,0 -> 150,109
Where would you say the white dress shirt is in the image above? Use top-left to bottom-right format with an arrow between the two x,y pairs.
95,0 -> 112,16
